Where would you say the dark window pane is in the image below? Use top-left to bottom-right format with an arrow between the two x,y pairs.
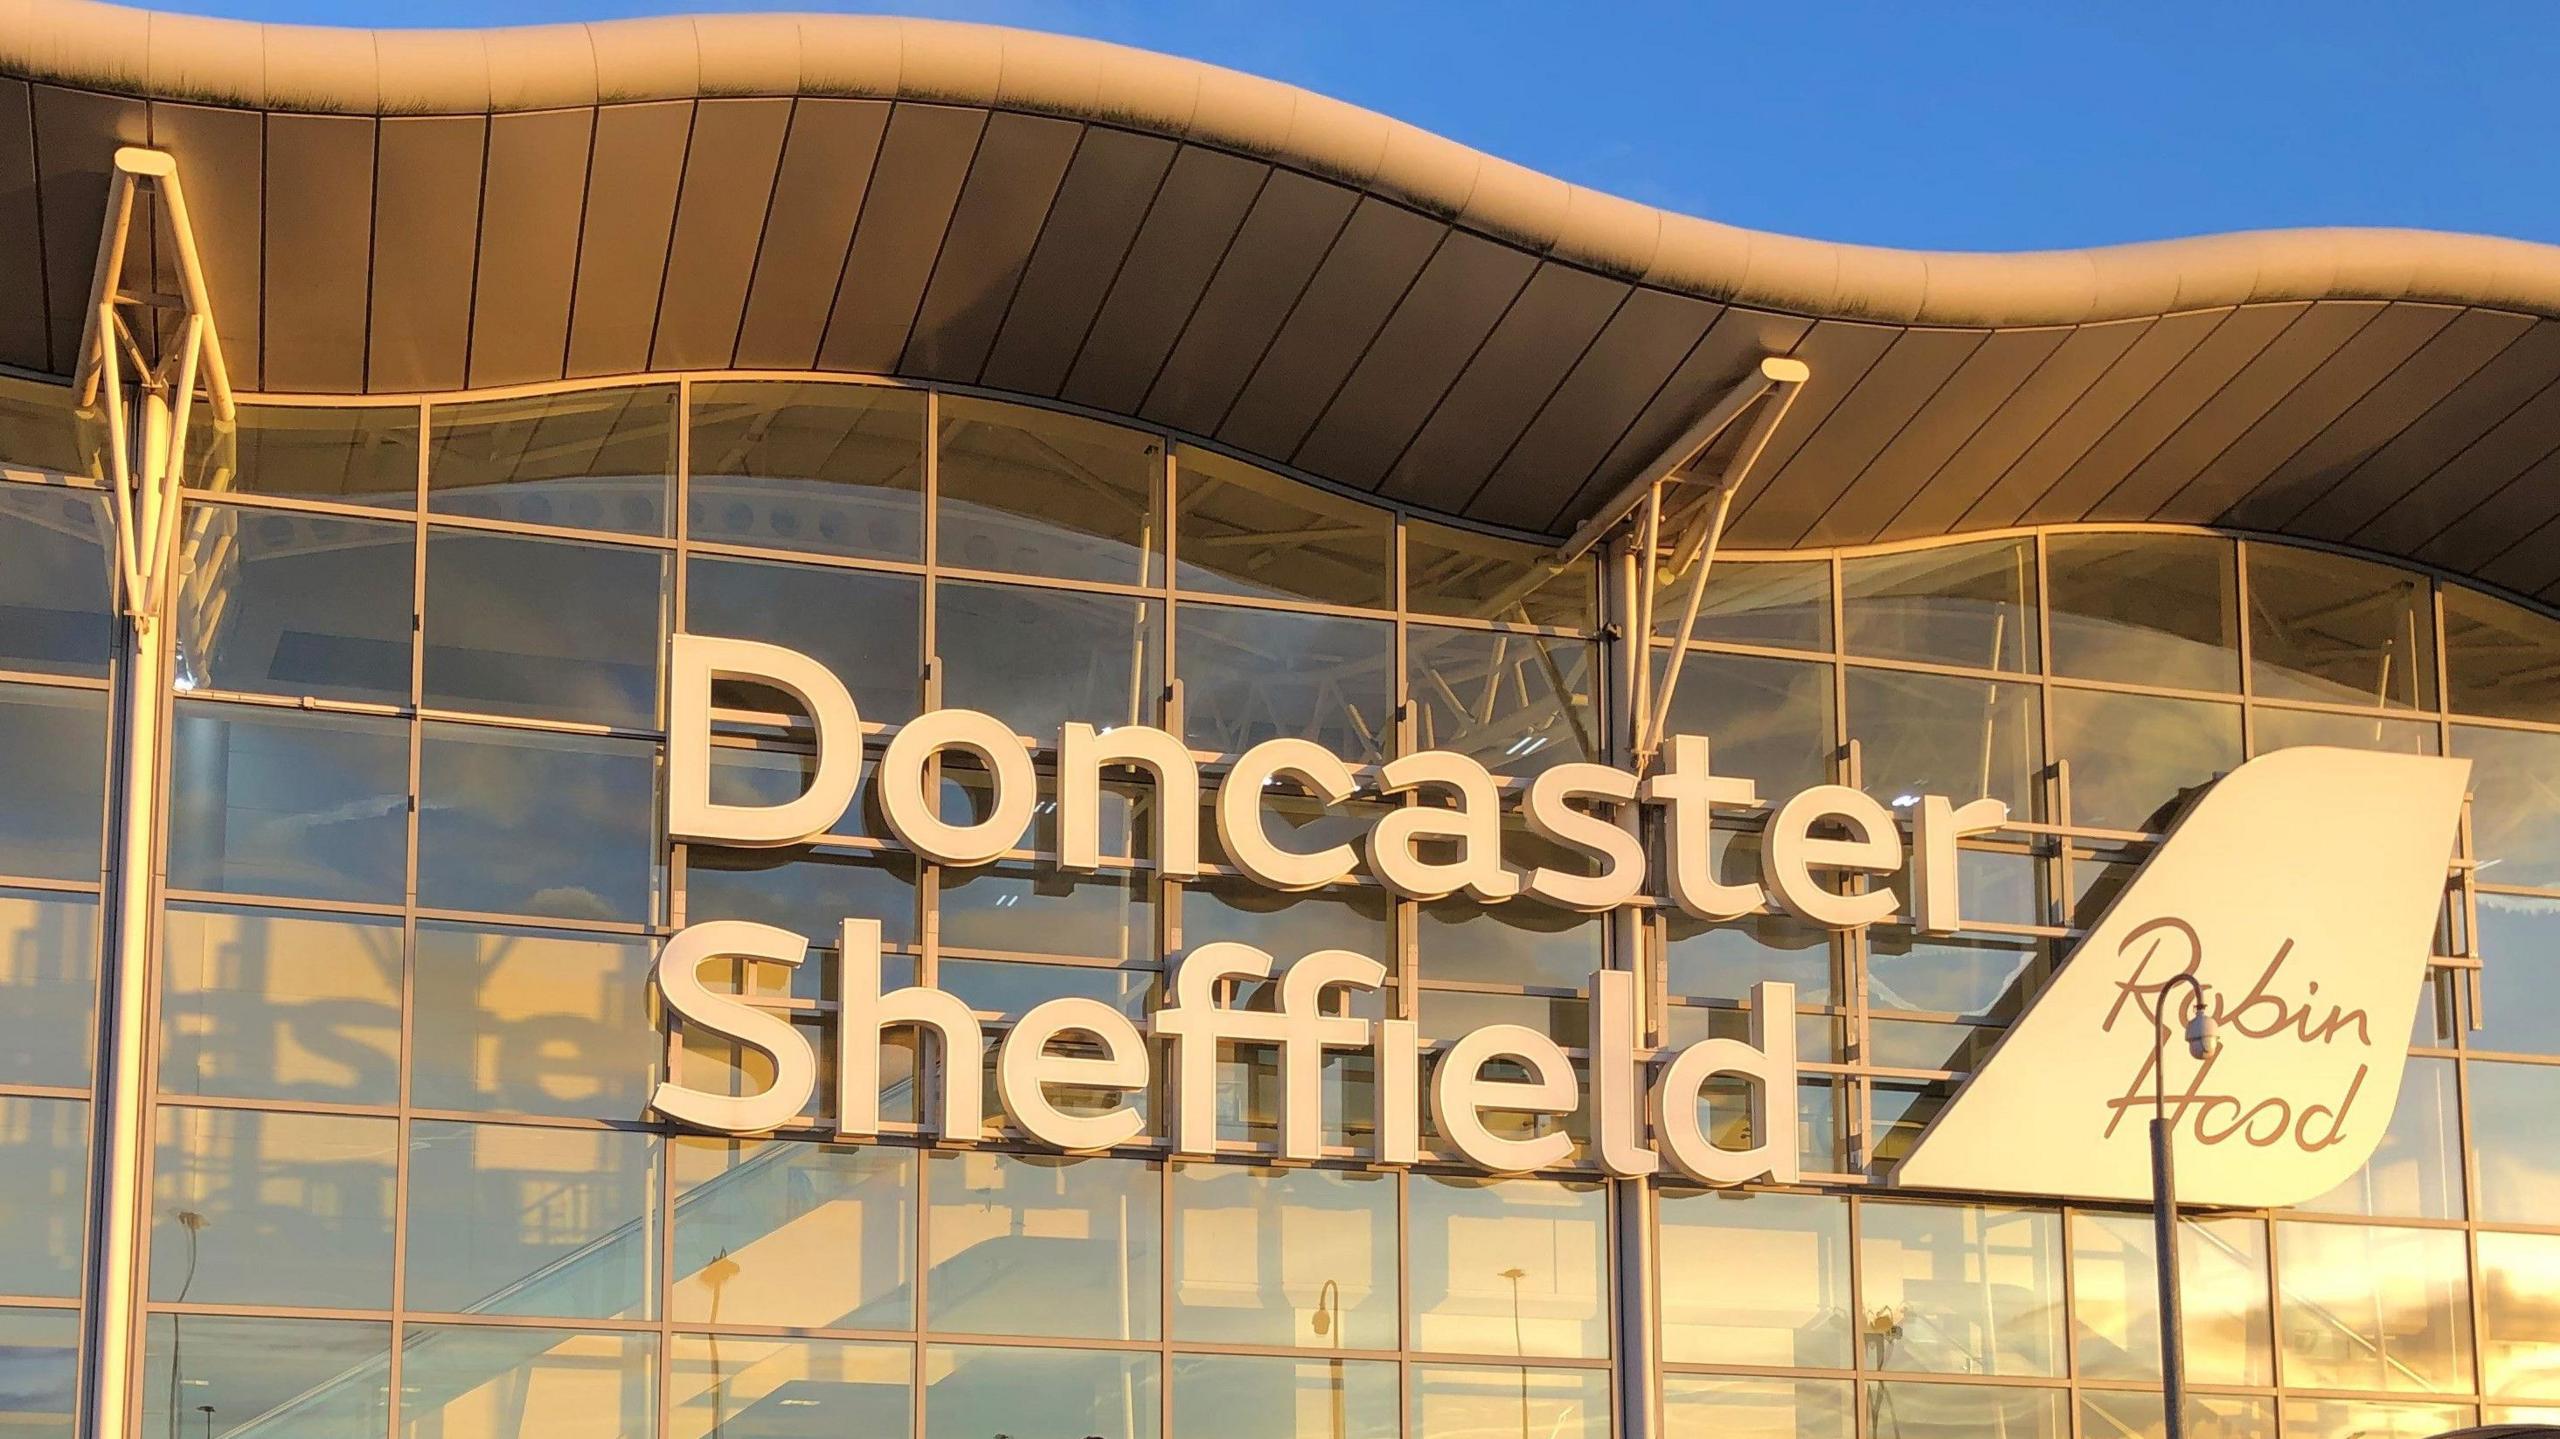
428,387 -> 674,535
1419,900 -> 1599,991
2475,894 -> 2560,1056
418,725 -> 658,924
149,1105 -> 396,1308
400,1326 -> 656,1439
1408,624 -> 1599,777
2456,724 -> 2560,889
0,377 -> 105,479
1180,877 -> 1391,959
413,922 -> 658,1120
1180,602 -> 1390,763
2470,1059 -> 2560,1226
0,889 -> 95,1086
158,904 -> 401,1105
0,1307 -> 77,1433
1655,649 -> 1834,794
1841,537 -> 2036,671
2050,689 -> 2240,832
141,1315 -> 392,1439
0,484 -> 113,677
940,865 -> 1152,964
167,702 -> 406,903
1848,666 -> 2042,814
0,683 -> 102,883
937,398 -> 1159,585
2247,544 -> 2435,709
0,1095 -> 88,1297
176,505 -> 412,703
404,1120 -> 657,1320
688,381 -> 923,561
686,556 -> 920,724
423,529 -> 665,728
1406,518 -> 1593,630
2048,534 -> 2239,690
187,402 -> 417,508
2444,584 -> 2560,722
683,847 -> 918,953
1663,558 -> 1831,651
1665,909 -> 1837,1006
936,580 -> 1158,737
1174,446 -> 1392,608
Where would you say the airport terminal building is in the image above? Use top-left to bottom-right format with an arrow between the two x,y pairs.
2,3 -> 2559,1436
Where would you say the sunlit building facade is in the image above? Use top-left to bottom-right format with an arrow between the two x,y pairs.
2,6 -> 2559,1438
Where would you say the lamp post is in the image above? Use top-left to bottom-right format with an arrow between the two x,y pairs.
1498,1267 -> 1529,1439
2150,974 -> 2220,1439
1310,1279 -> 1344,1439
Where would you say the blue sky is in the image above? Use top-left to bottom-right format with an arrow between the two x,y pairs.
152,0 -> 2557,252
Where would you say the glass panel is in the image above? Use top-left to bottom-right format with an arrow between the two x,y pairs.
2276,1220 -> 2472,1393
940,864 -> 1151,964
935,580 -> 1158,738
1407,624 -> 1599,776
1419,901 -> 1599,991
2444,584 -> 2560,722
926,1151 -> 1159,1340
2278,1396 -> 2472,1438
0,683 -> 103,883
1865,1382 -> 2065,1439
683,847 -> 918,952
1867,931 -> 2038,1019
1180,602 -> 1392,763
403,1120 -> 658,1320
2479,1230 -> 2560,1399
158,904 -> 401,1105
1857,1199 -> 2064,1376
941,958 -> 1153,1019
2250,705 -> 2440,756
686,556 -> 921,724
2474,894 -> 2560,1056
2049,689 -> 2241,832
1659,557 -> 1831,652
2456,724 -> 2560,890
188,402 -> 416,507
0,1095 -> 87,1298
1869,1081 -> 1950,1169
1174,446 -> 1392,608
0,377 -> 103,477
413,922 -> 657,1119
2247,544 -> 2435,709
2048,533 -> 2239,690
399,1326 -> 657,1439
167,702 -> 405,902
687,381 -> 924,561
2297,1056 -> 2463,1218
1665,907 -> 1836,1005
1179,878 -> 1392,959
922,1344 -> 1157,1439
1655,649 -> 1835,795
148,1105 -> 395,1308
428,387 -> 675,535
0,1306 -> 77,1434
1662,1376 -> 1852,1439
1657,1189 -> 1851,1367
141,1315 -> 392,1439
671,1137 -> 913,1329
1171,1354 -> 1398,1439
1840,537 -> 2036,671
1848,666 -> 2042,814
422,529 -> 665,728
0,889 -> 95,1087
417,724 -> 659,924
2068,1212 -> 2273,1385
1410,1365 -> 1607,1439
1169,1163 -> 1397,1349
2468,1060 -> 2560,1226
669,1335 -> 910,1439
937,398 -> 1159,585
175,505 -> 412,703
1408,1174 -> 1607,1358
1406,519 -> 1594,630
2077,1392 -> 2274,1439
0,484 -> 113,677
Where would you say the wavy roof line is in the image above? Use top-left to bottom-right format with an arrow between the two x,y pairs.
10,0 -> 2560,328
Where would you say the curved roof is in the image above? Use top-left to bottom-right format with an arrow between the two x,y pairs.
11,0 -> 2560,603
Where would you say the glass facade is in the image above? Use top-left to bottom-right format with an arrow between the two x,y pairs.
0,372 -> 2553,1437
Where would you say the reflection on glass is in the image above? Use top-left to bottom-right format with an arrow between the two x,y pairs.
1419,901 -> 1599,992
1866,1382 -> 2065,1439
2050,689 -> 2241,832
187,402 -> 417,507
2278,1396 -> 2473,1438
2473,895 -> 2560,1055
1406,519 -> 1594,631
2069,1212 -> 2271,1385
148,1105 -> 394,1308
2299,1057 -> 2463,1218
1411,1364 -> 1607,1439
1665,908 -> 1836,1005
2467,1060 -> 2560,1226
923,1344 -> 1158,1439
404,1120 -> 658,1320
1174,447 -> 1392,608
941,958 -> 1153,1020
2048,534 -> 2239,690
2251,705 -> 2439,757
670,1335 -> 910,1439
684,848 -> 918,952
1408,625 -> 1598,776
400,1326 -> 657,1439
428,387 -> 674,535
0,377 -> 101,477
938,398 -> 1159,585
0,682 -> 104,883
1172,1354 -> 1397,1439
1841,537 -> 2036,671
2478,1230 -> 2560,1400
2456,725 -> 2560,890
0,889 -> 95,1086
1408,1174 -> 1607,1358
936,580 -> 1157,738
2248,544 -> 2434,709
422,529 -> 664,727
1169,1163 -> 1396,1348
1664,1377 -> 1851,1439
688,381 -> 923,561
2444,584 -> 2560,723
1849,667 -> 2042,814
0,1095 -> 87,1297
168,702 -> 406,903
1867,932 -> 2038,1019
158,904 -> 400,1104
1180,878 -> 1391,960
1180,602 -> 1391,762
687,556 -> 921,725
1858,1200 -> 2063,1376
1661,558 -> 1830,651
0,484 -> 113,677
418,725 -> 658,924
175,506 -> 413,703
671,1138 -> 913,1329
2078,1391 -> 2274,1439
1865,1018 -> 1996,1073
2277,1220 -> 2472,1393
0,1307 -> 76,1433
1655,649 -> 1835,795
140,1314 -> 391,1439
1657,1190 -> 1851,1367
926,1151 -> 1159,1340
413,923 -> 657,1119
941,865 -> 1151,964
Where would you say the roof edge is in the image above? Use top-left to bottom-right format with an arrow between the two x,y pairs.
11,0 -> 2560,325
